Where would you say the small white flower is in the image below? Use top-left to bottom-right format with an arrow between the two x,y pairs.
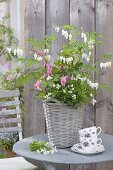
17,49 -> 20,55
89,51 -> 92,57
14,49 -> 17,55
81,32 -> 87,43
94,83 -> 99,90
59,56 -> 66,63
69,91 -> 72,94
88,39 -> 94,49
47,76 -> 53,80
72,94 -> 76,99
71,75 -> 76,80
62,30 -> 65,36
100,62 -> 111,69
55,26 -> 60,32
82,53 -> 88,59
87,79 -> 98,89
70,84 -> 73,87
69,34 -> 72,40
84,34 -> 87,43
75,74 -> 81,81
81,32 -> 84,39
62,30 -> 68,39
79,77 -> 87,81
45,55 -> 51,61
82,53 -> 90,62
53,84 -> 56,88
37,57 -> 43,61
56,84 -> 61,89
89,39 -> 94,45
45,93 -> 51,100
44,49 -> 49,54
86,57 -> 90,63
34,53 -> 37,60
92,98 -> 96,105
90,94 -> 93,97
7,47 -> 11,54
66,57 -> 73,63
65,32 -> 69,39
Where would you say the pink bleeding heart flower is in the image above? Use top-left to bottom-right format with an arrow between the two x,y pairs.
60,76 -> 67,87
42,61 -> 47,67
4,63 -> 10,70
46,64 -> 52,75
34,80 -> 42,90
38,51 -> 45,57
6,75 -> 13,81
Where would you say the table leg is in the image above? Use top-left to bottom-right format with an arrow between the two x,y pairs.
41,162 -> 89,170
41,162 -> 56,170
76,164 -> 89,170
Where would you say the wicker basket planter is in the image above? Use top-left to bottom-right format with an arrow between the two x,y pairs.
43,99 -> 84,148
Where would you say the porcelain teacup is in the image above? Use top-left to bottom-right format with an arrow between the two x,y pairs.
79,126 -> 101,138
79,136 -> 102,150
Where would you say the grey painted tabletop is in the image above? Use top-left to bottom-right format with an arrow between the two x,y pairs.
13,134 -> 113,164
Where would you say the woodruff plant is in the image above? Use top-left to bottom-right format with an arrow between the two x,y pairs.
4,25 -> 113,107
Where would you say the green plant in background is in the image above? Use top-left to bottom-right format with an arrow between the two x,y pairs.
0,0 -> 18,87
0,146 -> 7,159
5,25 -> 112,108
0,0 -> 8,2
0,132 -> 19,150
0,138 -> 13,150
0,64 -> 24,90
0,15 -> 18,61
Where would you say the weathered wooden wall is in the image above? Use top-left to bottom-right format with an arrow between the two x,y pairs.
24,0 -> 113,170
1,0 -> 113,169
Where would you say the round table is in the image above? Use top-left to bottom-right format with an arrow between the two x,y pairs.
13,134 -> 113,170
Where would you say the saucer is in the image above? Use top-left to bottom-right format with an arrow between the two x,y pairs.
71,143 -> 105,155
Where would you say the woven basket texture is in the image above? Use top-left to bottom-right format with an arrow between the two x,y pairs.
43,100 -> 84,148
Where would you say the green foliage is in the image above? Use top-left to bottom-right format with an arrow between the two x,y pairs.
0,136 -> 15,150
0,139 -> 13,150
0,15 -> 18,60
0,66 -> 24,90
99,83 -> 113,93
2,25 -> 113,107
29,141 -> 56,154
27,35 -> 56,50
0,151 -> 7,159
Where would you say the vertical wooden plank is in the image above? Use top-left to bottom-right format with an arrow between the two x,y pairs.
46,0 -> 70,61
24,0 -> 45,138
70,0 -> 96,170
10,0 -> 24,46
96,0 -> 113,169
70,0 -> 95,128
46,1 -> 70,170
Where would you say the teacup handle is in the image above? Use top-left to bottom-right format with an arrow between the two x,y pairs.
96,126 -> 101,136
97,138 -> 102,145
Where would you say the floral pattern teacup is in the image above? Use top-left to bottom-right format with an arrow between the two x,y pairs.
79,126 -> 101,138
80,137 -> 102,150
